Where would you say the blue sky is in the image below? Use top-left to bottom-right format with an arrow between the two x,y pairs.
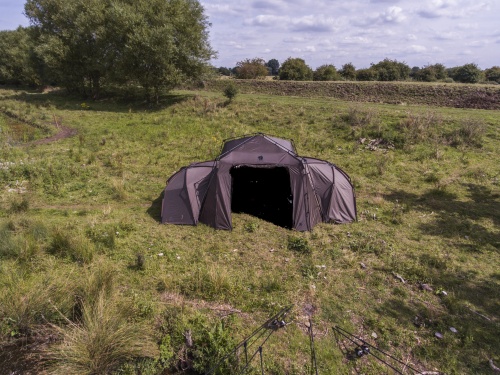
2,0 -> 499,69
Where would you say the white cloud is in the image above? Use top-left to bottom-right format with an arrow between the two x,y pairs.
409,45 -> 427,52
407,34 -> 418,41
290,15 -> 339,32
382,6 -> 406,23
283,36 -> 309,43
417,0 -> 489,19
246,15 -> 287,27
353,6 -> 406,26
341,36 -> 371,45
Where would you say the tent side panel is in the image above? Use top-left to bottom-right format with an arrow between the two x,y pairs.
289,165 -> 312,231
161,169 -> 195,225
198,165 -> 233,230
307,162 -> 335,221
185,165 -> 215,223
331,168 -> 357,223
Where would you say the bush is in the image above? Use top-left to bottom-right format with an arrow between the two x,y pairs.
223,83 -> 238,102
192,320 -> 237,374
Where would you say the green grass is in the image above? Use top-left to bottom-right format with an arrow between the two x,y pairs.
0,85 -> 499,374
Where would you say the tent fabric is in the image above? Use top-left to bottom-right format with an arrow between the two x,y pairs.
161,133 -> 357,231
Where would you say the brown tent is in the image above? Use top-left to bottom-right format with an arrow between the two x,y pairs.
161,133 -> 356,231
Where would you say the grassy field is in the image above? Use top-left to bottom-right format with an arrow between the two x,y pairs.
203,79 -> 500,110
0,84 -> 499,374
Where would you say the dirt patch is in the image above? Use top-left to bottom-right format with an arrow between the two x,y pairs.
29,125 -> 77,146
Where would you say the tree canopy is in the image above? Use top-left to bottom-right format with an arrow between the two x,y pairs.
370,58 -> 411,81
278,58 -> 313,81
24,0 -> 215,100
0,27 -> 41,86
235,58 -> 268,79
313,64 -> 340,81
266,59 -> 280,75
339,63 -> 356,81
449,63 -> 483,83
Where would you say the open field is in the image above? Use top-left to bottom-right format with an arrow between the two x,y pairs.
1,85 -> 499,374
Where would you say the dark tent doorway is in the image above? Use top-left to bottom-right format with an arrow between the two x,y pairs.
230,166 -> 293,228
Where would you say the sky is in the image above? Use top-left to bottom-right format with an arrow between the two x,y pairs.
1,0 -> 499,70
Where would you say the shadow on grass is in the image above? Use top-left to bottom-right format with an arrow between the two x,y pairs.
384,183 -> 500,252
146,191 -> 164,223
1,86 -> 193,113
0,336 -> 47,375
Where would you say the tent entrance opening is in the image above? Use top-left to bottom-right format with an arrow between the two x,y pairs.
230,166 -> 293,228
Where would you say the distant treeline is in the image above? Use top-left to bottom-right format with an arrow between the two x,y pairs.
216,58 -> 500,84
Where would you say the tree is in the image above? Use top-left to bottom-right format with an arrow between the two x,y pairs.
0,27 -> 41,86
370,58 -> 410,81
313,64 -> 340,81
266,59 -> 280,75
24,0 -> 215,100
484,66 -> 500,83
412,64 -> 447,82
218,67 -> 232,76
278,58 -> 313,81
356,68 -> 377,81
235,58 -> 268,79
449,63 -> 483,83
339,63 -> 356,80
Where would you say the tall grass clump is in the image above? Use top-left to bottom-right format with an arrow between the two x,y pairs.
447,118 -> 486,147
49,229 -> 95,264
177,265 -> 239,301
343,106 -> 379,128
398,111 -> 441,144
0,227 -> 18,258
9,196 -> 29,213
0,264 -> 76,337
45,291 -> 158,375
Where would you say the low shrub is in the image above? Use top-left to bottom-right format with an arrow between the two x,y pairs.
287,236 -> 311,254
223,83 -> 238,102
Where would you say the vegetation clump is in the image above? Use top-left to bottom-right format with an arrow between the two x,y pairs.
222,82 -> 238,102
